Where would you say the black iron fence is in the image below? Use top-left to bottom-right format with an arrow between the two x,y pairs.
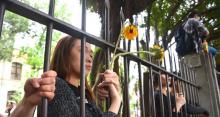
0,0 -> 219,117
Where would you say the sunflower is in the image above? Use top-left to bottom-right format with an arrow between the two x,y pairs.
150,44 -> 164,61
122,25 -> 138,40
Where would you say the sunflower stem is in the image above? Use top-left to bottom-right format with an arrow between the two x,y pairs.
110,28 -> 123,70
109,51 -> 155,70
113,30 -> 123,56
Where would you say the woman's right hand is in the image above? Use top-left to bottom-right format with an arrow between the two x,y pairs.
175,93 -> 186,112
23,70 -> 57,107
9,70 -> 57,117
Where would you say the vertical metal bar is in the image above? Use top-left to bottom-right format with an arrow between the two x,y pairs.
179,60 -> 187,116
188,68 -> 196,117
187,67 -> 193,101
123,57 -> 130,117
149,67 -> 156,117
177,80 -> 184,117
158,71 -> 165,117
41,0 -> 55,117
127,41 -> 131,71
163,57 -> 173,117
104,0 -> 111,109
186,66 -> 191,106
122,35 -> 130,117
179,81 -> 186,117
174,56 -> 183,117
191,72 -> 196,109
104,0 -> 110,68
191,68 -> 196,102
185,64 -> 195,116
80,37 -> 86,117
192,68 -> 199,104
182,63 -> 189,100
165,74 -> 173,117
190,70 -> 196,107
134,15 -> 145,117
80,0 -> 86,116
168,48 -> 179,116
0,1 -> 5,38
186,66 -> 193,107
191,66 -> 199,107
171,77 -> 178,117
143,71 -> 151,117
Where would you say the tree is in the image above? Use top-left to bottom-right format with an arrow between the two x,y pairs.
86,0 -> 220,49
0,11 -> 29,61
18,0 -> 73,76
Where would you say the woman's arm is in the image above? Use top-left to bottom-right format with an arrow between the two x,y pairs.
107,84 -> 121,113
9,98 -> 36,117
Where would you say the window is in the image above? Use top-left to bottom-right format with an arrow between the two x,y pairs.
7,90 -> 16,101
7,90 -> 21,103
11,62 -> 22,80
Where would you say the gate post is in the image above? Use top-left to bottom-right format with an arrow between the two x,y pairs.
183,53 -> 220,117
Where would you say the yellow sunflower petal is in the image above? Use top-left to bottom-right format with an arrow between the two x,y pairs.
150,44 -> 165,61
123,25 -> 138,40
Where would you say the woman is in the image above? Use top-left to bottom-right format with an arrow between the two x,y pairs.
153,72 -> 186,117
47,35 -> 121,117
10,35 -> 121,117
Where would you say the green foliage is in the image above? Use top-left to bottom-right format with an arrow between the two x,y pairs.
10,91 -> 22,104
0,11 -> 29,61
144,0 -> 220,48
80,0 -> 99,13
216,53 -> 220,65
15,0 -> 70,76
20,45 -> 44,70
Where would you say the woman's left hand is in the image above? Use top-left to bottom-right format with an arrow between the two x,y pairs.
97,70 -> 121,113
97,70 -> 121,101
175,94 -> 186,112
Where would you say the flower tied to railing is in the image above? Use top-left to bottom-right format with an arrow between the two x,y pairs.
109,24 -> 157,70
122,24 -> 138,40
149,44 -> 165,61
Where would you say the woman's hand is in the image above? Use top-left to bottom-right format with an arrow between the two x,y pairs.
97,70 -> 121,113
23,70 -> 57,106
9,70 -> 57,117
175,93 -> 186,112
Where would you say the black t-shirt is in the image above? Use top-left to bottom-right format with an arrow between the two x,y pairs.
45,78 -> 118,117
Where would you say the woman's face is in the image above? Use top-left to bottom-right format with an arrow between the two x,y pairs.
160,74 -> 171,87
70,39 -> 93,77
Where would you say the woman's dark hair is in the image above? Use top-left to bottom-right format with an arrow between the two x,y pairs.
153,71 -> 166,88
50,35 -> 95,101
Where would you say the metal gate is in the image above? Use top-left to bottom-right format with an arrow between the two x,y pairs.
0,0 -> 219,117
